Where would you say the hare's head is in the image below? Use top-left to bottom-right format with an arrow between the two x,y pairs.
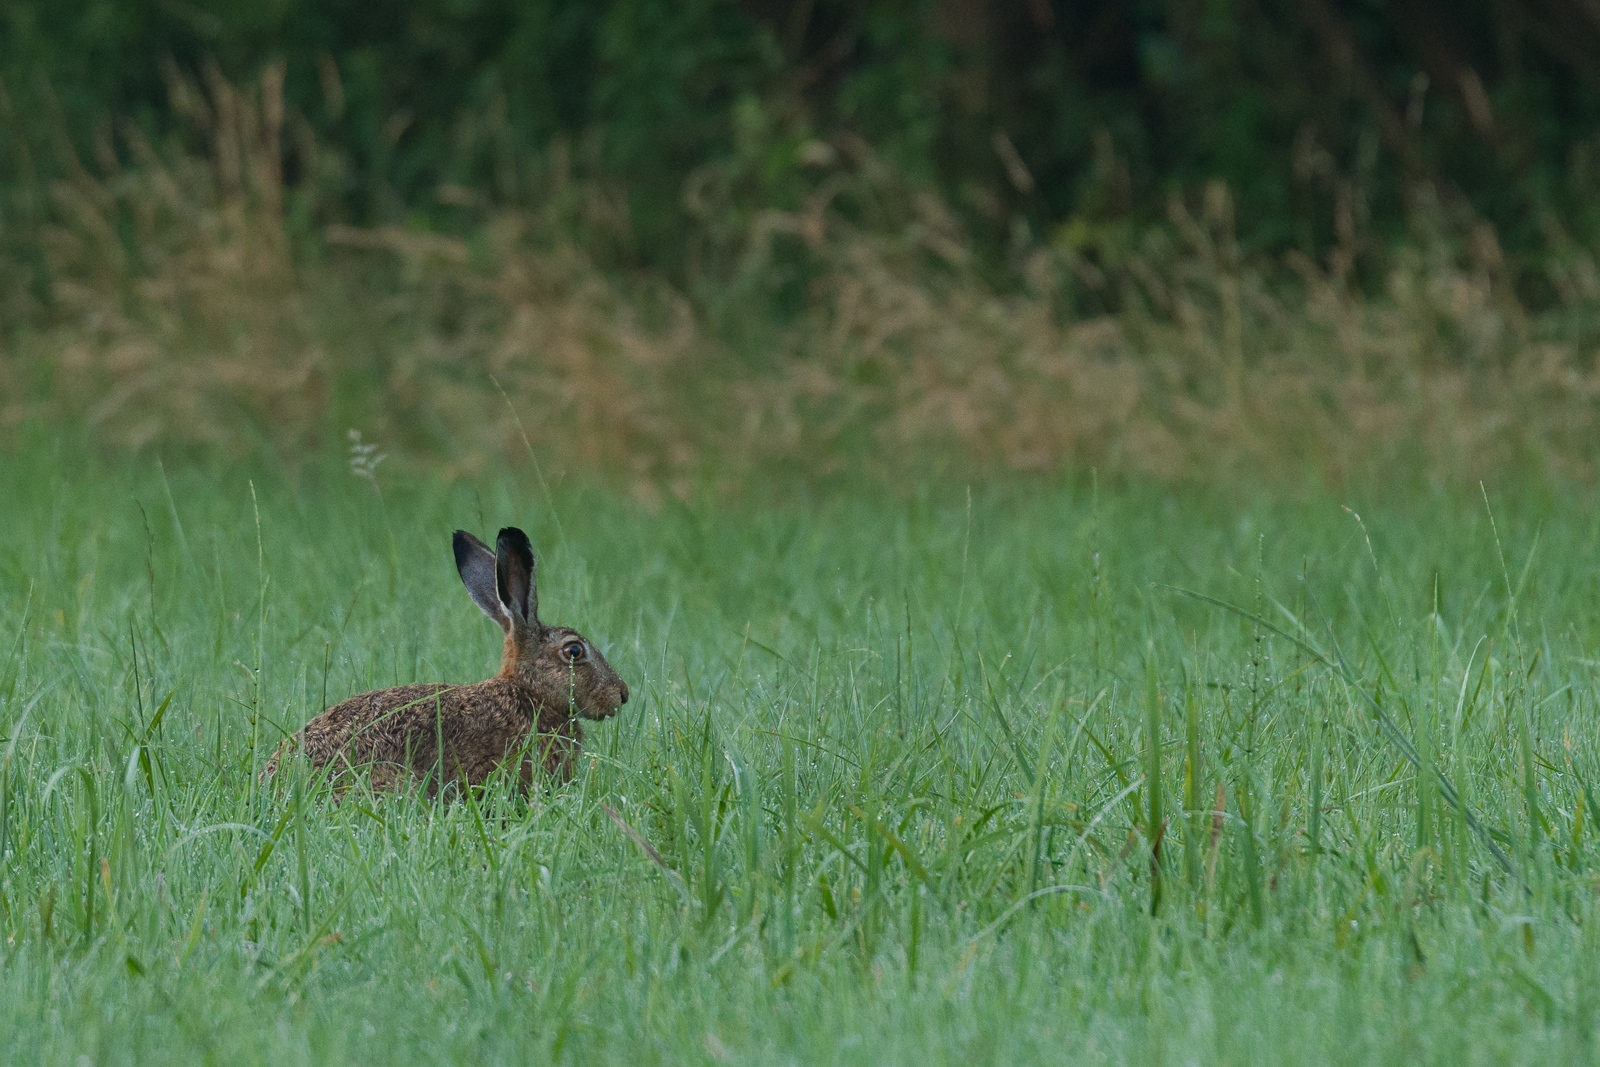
453,527 -> 629,721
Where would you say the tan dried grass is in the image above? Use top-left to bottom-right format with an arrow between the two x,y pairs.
5,71 -> 1600,490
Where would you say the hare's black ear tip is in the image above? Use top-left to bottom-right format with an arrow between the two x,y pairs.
492,524 -> 531,550
496,526 -> 534,559
451,530 -> 476,567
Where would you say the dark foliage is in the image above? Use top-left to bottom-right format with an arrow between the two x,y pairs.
4,0 -> 1600,272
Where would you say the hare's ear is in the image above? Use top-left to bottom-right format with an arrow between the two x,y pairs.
453,531 -> 509,630
495,526 -> 538,627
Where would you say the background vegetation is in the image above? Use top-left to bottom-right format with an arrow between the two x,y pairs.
5,0 -> 1600,484
9,0 -> 1600,262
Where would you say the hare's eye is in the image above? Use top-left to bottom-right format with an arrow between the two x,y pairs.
562,641 -> 585,662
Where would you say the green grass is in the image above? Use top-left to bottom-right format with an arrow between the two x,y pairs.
4,440 -> 1600,1064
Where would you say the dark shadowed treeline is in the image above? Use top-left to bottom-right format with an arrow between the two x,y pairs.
6,0 -> 1600,278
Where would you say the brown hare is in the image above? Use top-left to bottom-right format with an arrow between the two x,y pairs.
262,526 -> 628,793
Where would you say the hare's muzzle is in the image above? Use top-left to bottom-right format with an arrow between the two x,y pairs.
581,678 -> 628,720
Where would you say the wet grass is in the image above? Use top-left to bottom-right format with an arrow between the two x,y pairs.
3,441 -> 1600,1064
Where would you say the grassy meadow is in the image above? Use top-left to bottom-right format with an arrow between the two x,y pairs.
3,438 -> 1600,1064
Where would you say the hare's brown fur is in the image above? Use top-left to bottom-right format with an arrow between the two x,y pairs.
261,527 -> 627,794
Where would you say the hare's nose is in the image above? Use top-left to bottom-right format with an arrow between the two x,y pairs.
620,682 -> 630,705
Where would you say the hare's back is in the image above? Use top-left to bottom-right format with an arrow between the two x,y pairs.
303,682 -> 464,766
385,677 -> 547,788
